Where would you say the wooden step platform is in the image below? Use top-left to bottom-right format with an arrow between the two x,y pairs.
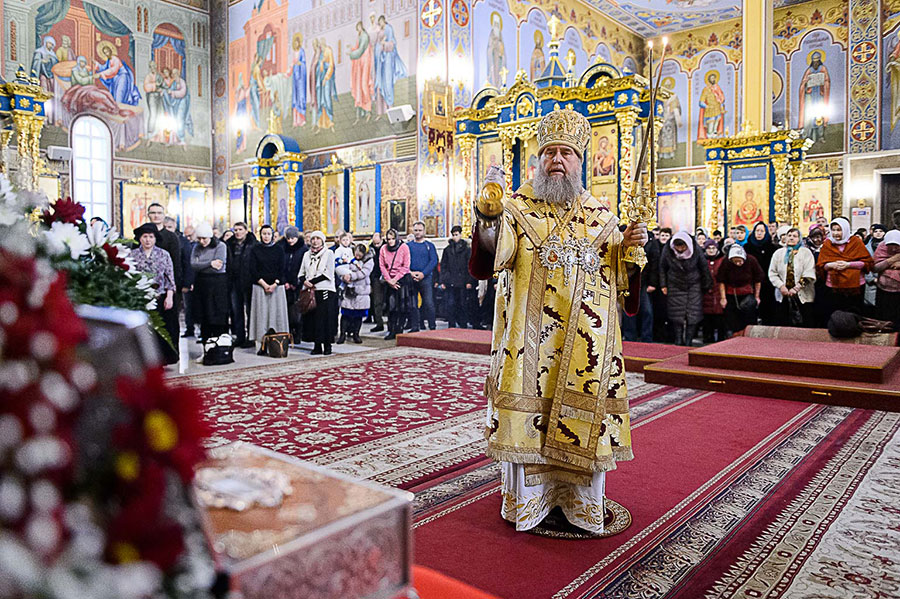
645,337 -> 900,412
689,337 -> 900,384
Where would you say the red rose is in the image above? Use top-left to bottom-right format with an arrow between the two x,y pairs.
102,243 -> 129,271
41,197 -> 85,226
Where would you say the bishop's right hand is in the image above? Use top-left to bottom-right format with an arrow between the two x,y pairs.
478,166 -> 507,218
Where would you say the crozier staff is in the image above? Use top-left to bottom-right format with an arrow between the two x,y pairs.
468,109 -> 647,536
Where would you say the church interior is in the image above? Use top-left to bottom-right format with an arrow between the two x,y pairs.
2,0 -> 900,597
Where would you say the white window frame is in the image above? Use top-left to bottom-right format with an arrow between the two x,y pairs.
70,116 -> 113,225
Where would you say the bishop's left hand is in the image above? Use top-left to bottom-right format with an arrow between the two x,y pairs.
623,222 -> 648,248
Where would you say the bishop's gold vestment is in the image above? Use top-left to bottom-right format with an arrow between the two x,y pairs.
485,182 -> 634,499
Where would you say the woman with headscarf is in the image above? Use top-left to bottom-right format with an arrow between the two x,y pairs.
659,231 -> 712,346
280,226 -> 307,342
248,225 -> 289,355
701,239 -> 727,343
768,227 -> 816,327
695,227 -> 709,248
717,244 -> 765,334
873,230 -> 900,329
745,221 -> 779,325
815,217 -> 874,320
735,224 -> 749,246
130,224 -> 178,365
190,222 -> 229,342
298,231 -> 337,355
337,244 -> 373,344
379,228 -> 411,340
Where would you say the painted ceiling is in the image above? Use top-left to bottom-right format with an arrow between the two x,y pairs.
586,0 -> 810,37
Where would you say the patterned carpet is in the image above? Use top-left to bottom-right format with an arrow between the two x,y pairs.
189,348 -> 900,598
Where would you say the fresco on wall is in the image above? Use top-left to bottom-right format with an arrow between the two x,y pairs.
882,25 -> 900,150
24,0 -> 210,167
228,0 -> 417,163
473,0 -> 516,89
657,59 -> 688,169
789,29 -> 845,154
519,10 -> 549,81
559,26 -> 587,78
691,50 -> 735,165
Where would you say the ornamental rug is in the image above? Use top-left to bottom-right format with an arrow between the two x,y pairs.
190,347 -> 676,490
412,394 -> 900,599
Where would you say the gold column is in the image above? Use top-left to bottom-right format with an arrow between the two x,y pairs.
253,179 -> 267,229
772,155 -> 790,223
705,161 -> 723,232
741,0 -> 773,132
789,161 -> 805,226
457,135 -> 476,234
616,108 -> 639,223
284,172 -> 299,227
0,130 -> 12,174
498,130 -> 515,192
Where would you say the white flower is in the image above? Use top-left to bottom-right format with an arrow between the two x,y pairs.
0,202 -> 23,227
85,221 -> 114,247
43,222 -> 90,260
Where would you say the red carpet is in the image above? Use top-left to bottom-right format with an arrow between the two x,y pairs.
396,328 -> 688,372
190,348 -> 492,489
688,336 -> 900,383
412,393 -> 900,598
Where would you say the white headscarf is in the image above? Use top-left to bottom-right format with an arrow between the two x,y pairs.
670,231 -> 694,260
884,230 -> 900,246
828,217 -> 851,244
728,244 -> 746,261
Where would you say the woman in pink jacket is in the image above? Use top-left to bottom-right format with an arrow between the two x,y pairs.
379,228 -> 411,340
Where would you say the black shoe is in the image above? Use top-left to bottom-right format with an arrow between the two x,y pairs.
256,348 -> 266,356
239,340 -> 255,349
324,344 -> 332,355
428,325 -> 436,330
363,317 -> 373,324
409,328 -> 420,333
385,332 -> 396,340
352,333 -> 362,343
336,333 -> 346,344
371,325 -> 384,332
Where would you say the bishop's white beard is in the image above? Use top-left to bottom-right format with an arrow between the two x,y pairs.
532,159 -> 584,208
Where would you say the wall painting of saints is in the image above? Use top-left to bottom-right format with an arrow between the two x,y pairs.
321,171 -> 346,237
727,165 -> 769,229
473,0 -> 514,90
798,177 -> 831,234
352,167 -> 380,235
789,30 -> 845,155
388,199 -> 407,234
691,50 -> 735,165
520,136 -> 539,184
120,183 -> 169,237
589,122 -> 617,195
518,10 -> 548,83
658,59 -> 688,169
478,139 -> 503,188
656,189 -> 695,234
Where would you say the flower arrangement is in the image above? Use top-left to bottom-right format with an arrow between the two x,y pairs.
0,178 -> 214,598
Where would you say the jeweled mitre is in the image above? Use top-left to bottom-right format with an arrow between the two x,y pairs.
537,109 -> 590,157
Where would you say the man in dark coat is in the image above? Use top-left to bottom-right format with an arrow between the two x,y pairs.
621,230 -> 660,343
226,222 -> 257,347
440,226 -> 476,328
146,203 -> 182,293
648,227 -> 672,342
178,224 -> 197,337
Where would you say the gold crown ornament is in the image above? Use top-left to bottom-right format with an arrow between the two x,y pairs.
537,109 -> 591,157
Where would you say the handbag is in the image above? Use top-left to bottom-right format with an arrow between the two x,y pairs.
262,328 -> 292,358
296,286 -> 317,315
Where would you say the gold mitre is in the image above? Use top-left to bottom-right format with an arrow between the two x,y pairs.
537,109 -> 590,157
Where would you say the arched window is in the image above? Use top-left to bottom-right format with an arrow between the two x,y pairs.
71,116 -> 112,223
